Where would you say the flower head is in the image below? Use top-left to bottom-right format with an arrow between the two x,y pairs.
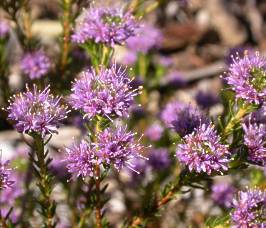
0,157 -> 14,190
20,50 -> 51,79
231,188 -> 266,227
211,182 -> 235,208
195,90 -> 219,109
97,126 -> 147,173
161,101 -> 209,137
225,51 -> 266,104
69,64 -> 140,120
225,47 -> 254,66
72,7 -> 138,46
126,23 -> 162,53
148,148 -> 170,170
65,140 -> 100,179
176,124 -> 230,175
7,85 -> 68,137
242,122 -> 266,166
0,173 -> 23,206
145,123 -> 164,141
0,20 -> 10,39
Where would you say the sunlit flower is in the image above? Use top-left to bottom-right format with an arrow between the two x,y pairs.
176,124 -> 230,175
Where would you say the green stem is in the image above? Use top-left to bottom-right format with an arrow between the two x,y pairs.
222,105 -> 249,140
60,0 -> 72,78
33,134 -> 56,228
0,41 -> 11,105
94,166 -> 102,228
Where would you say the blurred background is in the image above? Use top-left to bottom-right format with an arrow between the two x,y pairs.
0,0 -> 265,227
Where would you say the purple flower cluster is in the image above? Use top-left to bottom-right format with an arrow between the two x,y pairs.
231,188 -> 266,227
195,90 -> 219,109
176,124 -> 230,175
7,85 -> 69,137
249,106 -> 266,125
161,101 -> 209,137
225,47 -> 253,66
72,7 -> 138,46
211,182 -> 235,208
20,50 -> 51,80
97,126 -> 146,173
65,140 -> 99,179
69,64 -> 140,120
0,157 -> 14,190
65,126 -> 146,178
145,123 -> 164,141
0,20 -> 10,39
242,122 -> 266,166
148,148 -> 170,170
0,173 -> 24,222
126,24 -> 162,53
225,51 -> 266,104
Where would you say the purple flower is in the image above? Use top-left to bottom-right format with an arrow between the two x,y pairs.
225,46 -> 254,66
7,85 -> 69,137
161,101 -> 209,137
51,153 -> 69,179
242,122 -> 266,166
195,90 -> 219,109
122,51 -> 137,65
145,123 -> 164,141
72,7 -> 138,46
248,106 -> 266,125
0,157 -> 14,190
225,51 -> 266,105
176,124 -> 230,175
69,64 -> 140,120
20,50 -> 51,79
231,188 -> 266,227
0,20 -> 10,39
65,140 -> 99,179
97,126 -> 147,173
0,173 -> 24,207
1,208 -> 20,223
126,24 -> 162,53
211,182 -> 235,208
148,148 -> 170,170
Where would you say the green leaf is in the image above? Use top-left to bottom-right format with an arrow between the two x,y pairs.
205,214 -> 231,227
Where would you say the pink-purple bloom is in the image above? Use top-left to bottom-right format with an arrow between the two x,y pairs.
65,140 -> 99,179
176,124 -> 230,175
126,24 -> 162,53
72,7 -> 138,46
0,157 -> 14,190
231,188 -> 266,227
97,126 -> 147,173
195,90 -> 219,109
242,122 -> 266,166
145,123 -> 164,141
0,172 -> 24,222
225,51 -> 266,104
0,20 -> 10,39
148,148 -> 170,170
161,101 -> 209,137
20,50 -> 51,79
7,85 -> 69,137
211,182 -> 235,208
69,64 -> 140,120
